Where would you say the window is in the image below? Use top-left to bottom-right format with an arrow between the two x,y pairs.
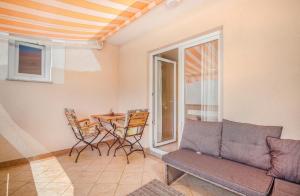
8,41 -> 51,82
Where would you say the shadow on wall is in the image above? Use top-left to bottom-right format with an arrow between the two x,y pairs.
64,48 -> 102,72
0,104 -> 49,163
51,47 -> 103,84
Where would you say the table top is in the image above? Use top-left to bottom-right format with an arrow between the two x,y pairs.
91,113 -> 126,121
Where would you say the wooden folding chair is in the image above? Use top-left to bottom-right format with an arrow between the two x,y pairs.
112,109 -> 149,164
65,108 -> 105,163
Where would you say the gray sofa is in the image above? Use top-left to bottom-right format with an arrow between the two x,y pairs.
162,119 -> 291,196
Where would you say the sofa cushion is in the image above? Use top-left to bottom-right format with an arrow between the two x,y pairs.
162,149 -> 274,196
267,137 -> 300,183
180,119 -> 222,157
221,119 -> 282,170
271,179 -> 300,196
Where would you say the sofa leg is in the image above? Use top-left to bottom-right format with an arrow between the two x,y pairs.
165,164 -> 185,185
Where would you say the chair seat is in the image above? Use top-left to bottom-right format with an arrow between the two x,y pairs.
114,128 -> 138,138
74,130 -> 97,138
83,131 -> 99,138
77,125 -> 101,137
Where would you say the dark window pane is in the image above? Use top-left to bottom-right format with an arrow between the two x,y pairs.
18,44 -> 42,75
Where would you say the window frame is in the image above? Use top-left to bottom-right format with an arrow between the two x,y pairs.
8,40 -> 52,82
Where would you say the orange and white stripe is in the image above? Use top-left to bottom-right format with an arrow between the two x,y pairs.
0,0 -> 162,41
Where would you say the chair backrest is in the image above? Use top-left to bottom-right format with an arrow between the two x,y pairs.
125,109 -> 148,124
125,109 -> 149,136
64,108 -> 82,138
127,108 -> 148,113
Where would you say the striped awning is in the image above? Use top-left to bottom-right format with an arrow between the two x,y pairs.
0,0 -> 162,41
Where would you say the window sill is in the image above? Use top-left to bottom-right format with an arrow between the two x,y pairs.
6,78 -> 53,84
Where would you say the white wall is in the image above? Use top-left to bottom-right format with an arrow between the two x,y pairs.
117,0 -> 300,147
0,42 -> 119,162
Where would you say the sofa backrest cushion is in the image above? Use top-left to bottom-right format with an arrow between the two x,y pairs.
267,137 -> 300,184
221,119 -> 282,170
180,119 -> 222,157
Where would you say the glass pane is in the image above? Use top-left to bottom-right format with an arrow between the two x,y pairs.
18,44 -> 42,75
184,40 -> 218,121
157,60 -> 175,143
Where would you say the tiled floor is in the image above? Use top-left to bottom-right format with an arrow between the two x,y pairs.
0,145 -> 236,196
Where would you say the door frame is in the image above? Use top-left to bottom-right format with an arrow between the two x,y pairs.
148,30 -> 223,155
153,56 -> 177,147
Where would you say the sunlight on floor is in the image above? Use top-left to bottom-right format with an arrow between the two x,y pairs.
0,145 -> 164,196
0,145 -> 236,196
30,157 -> 74,195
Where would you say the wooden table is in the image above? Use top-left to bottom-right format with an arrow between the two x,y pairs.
91,113 -> 126,155
91,113 -> 125,122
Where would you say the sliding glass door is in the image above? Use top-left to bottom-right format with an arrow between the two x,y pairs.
150,31 -> 222,154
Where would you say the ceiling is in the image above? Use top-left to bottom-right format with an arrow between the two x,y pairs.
0,0 -> 162,41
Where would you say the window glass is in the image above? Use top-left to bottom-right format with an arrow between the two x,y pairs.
18,44 -> 42,75
184,40 -> 219,121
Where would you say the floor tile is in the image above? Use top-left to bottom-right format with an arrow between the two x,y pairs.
105,162 -> 126,172
123,162 -> 144,173
52,173 -> 72,183
73,171 -> 102,184
119,171 -> 142,185
83,163 -> 106,173
62,183 -> 94,196
42,182 -> 71,195
35,189 -> 61,196
9,171 -> 36,182
88,183 -> 117,196
0,170 -> 9,183
0,181 -> 28,195
37,169 -> 63,179
11,182 -> 43,196
97,171 -> 123,183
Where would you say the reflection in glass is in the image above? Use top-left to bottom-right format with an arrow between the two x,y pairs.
18,44 -> 42,75
184,40 -> 218,121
